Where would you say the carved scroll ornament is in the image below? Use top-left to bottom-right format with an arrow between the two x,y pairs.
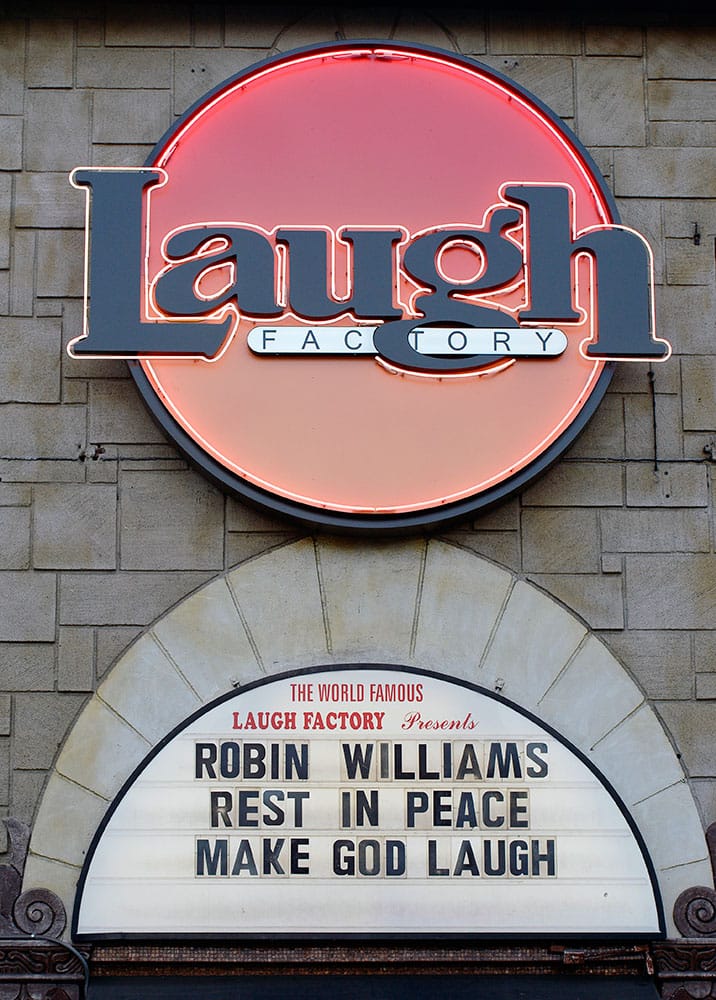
0,818 -> 82,999
674,824 -> 716,938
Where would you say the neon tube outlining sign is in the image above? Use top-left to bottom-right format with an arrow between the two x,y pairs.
69,42 -> 670,531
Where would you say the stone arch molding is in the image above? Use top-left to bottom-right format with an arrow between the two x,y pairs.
25,538 -> 710,938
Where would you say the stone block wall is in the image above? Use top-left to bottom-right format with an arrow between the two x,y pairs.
0,5 -> 714,857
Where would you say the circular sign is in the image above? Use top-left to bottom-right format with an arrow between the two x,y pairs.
131,42 -> 618,530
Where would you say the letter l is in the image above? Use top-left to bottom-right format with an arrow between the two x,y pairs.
71,168 -> 230,357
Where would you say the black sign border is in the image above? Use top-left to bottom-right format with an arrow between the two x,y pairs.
128,39 -> 617,534
71,663 -> 666,943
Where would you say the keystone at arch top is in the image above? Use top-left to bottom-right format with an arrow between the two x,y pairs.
69,42 -> 671,531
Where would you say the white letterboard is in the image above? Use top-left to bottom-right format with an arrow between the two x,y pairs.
73,667 -> 663,938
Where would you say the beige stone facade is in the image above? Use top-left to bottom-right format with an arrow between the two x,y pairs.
1,4 -> 715,991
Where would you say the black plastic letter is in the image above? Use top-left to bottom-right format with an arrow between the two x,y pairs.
72,169 -> 230,357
